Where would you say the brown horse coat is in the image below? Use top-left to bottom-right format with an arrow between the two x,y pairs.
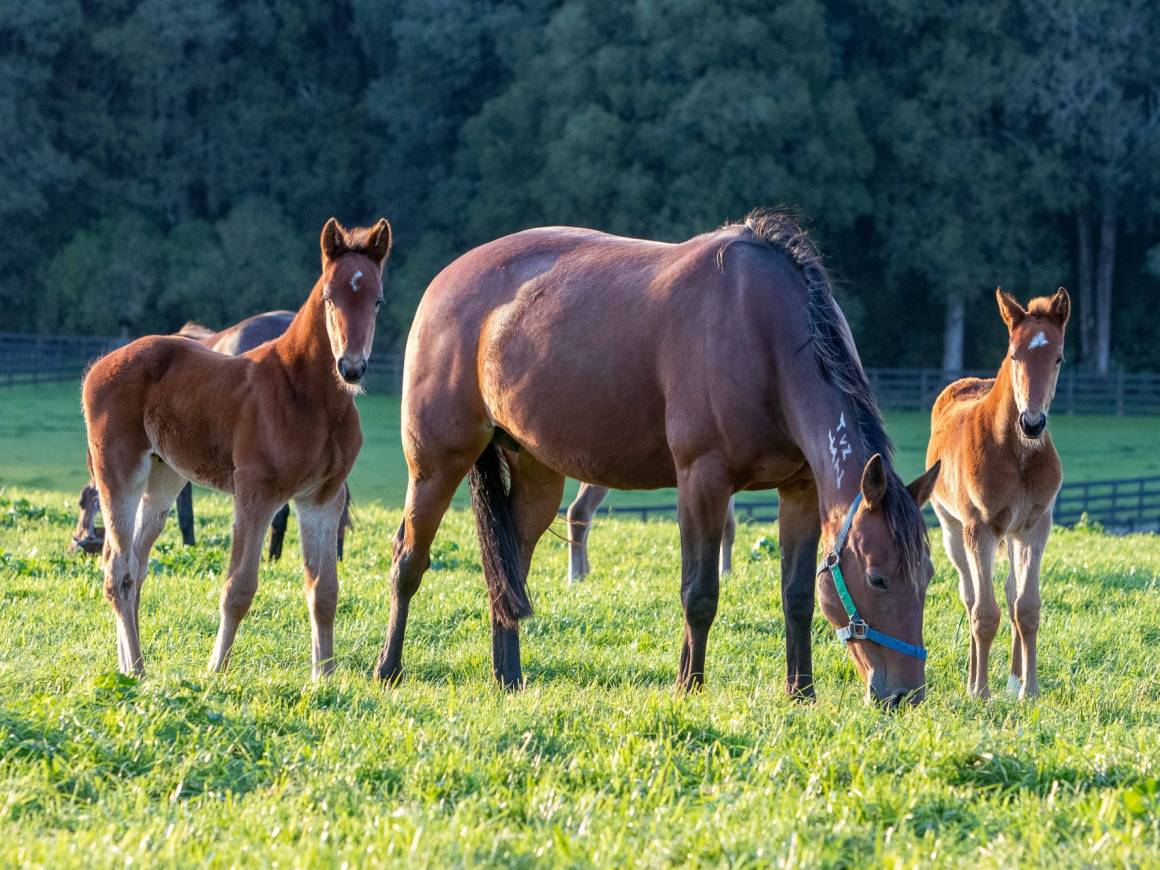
927,288 -> 1069,699
82,218 -> 390,678
378,212 -> 939,703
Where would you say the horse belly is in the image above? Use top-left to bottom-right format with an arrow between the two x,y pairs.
141,387 -> 238,493
482,352 -> 676,489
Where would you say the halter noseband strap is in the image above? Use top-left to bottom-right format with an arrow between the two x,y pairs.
817,492 -> 927,661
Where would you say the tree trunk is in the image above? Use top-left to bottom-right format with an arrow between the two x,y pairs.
1075,210 -> 1096,369
1095,201 -> 1116,375
941,293 -> 964,374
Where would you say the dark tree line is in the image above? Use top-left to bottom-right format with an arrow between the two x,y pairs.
2,0 -> 1158,371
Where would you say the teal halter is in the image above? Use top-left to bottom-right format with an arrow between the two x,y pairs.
817,493 -> 928,661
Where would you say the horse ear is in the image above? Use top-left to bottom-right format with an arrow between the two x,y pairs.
860,453 -> 887,509
321,218 -> 347,263
1049,287 -> 1070,327
996,287 -> 1026,332
906,460 -> 940,509
368,218 -> 392,267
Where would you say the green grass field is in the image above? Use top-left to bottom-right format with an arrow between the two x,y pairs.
1,384 -> 1159,866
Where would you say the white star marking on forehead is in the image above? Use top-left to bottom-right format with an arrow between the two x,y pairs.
1028,331 -> 1048,349
350,270 -> 364,293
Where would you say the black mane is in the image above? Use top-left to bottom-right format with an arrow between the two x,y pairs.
721,209 -> 930,585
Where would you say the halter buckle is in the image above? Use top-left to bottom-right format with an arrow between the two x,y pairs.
837,619 -> 869,642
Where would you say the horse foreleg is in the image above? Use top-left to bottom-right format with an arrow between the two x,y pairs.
1011,514 -> 1049,699
566,483 -> 608,583
777,481 -> 821,700
208,492 -> 280,673
963,522 -> 999,699
294,488 -> 345,679
674,456 -> 732,692
129,460 -> 188,639
1003,539 -> 1022,695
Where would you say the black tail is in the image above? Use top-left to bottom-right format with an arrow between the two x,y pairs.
468,442 -> 532,627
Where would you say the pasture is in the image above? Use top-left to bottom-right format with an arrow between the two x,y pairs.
4,383 -> 1160,506
0,388 -> 1158,865
1,495 -> 1158,866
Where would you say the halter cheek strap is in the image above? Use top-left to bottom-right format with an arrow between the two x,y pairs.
817,492 -> 928,661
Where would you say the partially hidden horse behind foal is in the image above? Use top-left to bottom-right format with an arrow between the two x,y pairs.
83,217 -> 390,678
377,210 -> 941,704
174,313 -> 353,559
71,312 -> 353,560
566,484 -> 736,581
927,288 -> 1069,700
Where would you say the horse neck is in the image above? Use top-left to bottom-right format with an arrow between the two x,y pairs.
272,281 -> 349,407
788,387 -> 874,543
983,356 -> 1021,446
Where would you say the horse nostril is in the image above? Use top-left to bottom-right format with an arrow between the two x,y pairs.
338,357 -> 366,383
1019,412 -> 1046,437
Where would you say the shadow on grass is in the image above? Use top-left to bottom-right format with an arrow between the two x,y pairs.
945,750 -> 1140,796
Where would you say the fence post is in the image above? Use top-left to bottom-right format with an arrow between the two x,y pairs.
1115,370 -> 1125,416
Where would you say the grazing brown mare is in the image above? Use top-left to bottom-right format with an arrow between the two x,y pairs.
175,312 -> 353,560
566,484 -> 736,581
927,288 -> 1069,700
82,218 -> 390,678
376,211 -> 940,704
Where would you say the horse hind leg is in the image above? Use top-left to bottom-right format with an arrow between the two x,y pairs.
375,454 -> 476,683
566,483 -> 608,583
268,503 -> 291,561
719,495 -> 737,576
91,449 -> 151,675
935,506 -> 978,697
130,459 -> 189,619
486,448 -> 564,689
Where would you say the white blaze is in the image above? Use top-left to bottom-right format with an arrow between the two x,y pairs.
1028,331 -> 1048,349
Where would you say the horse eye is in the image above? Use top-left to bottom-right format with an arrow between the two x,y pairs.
375,297 -> 384,310
1055,355 -> 1063,365
868,572 -> 888,590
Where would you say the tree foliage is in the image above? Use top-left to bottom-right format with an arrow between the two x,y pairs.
1,0 -> 1157,370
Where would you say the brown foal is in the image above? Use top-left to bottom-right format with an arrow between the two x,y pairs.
927,288 -> 1069,699
82,218 -> 390,678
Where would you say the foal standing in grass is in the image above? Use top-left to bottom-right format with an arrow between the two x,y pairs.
927,288 -> 1069,699
82,218 -> 390,678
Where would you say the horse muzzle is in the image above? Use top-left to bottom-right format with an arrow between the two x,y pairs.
1018,411 -> 1047,439
337,355 -> 367,384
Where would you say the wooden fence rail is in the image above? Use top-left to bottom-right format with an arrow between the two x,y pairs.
6,334 -> 1159,415
585,474 -> 1160,535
